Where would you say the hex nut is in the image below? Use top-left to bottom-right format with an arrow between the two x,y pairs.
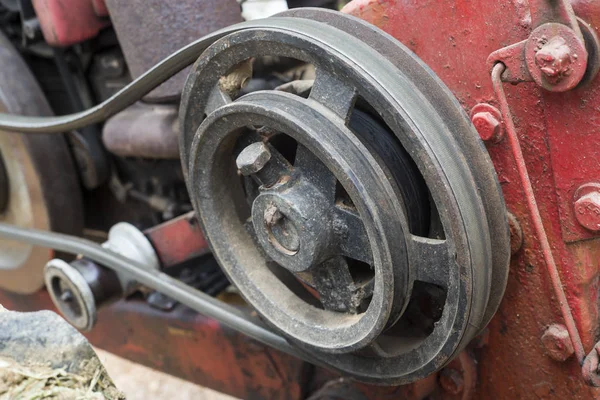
535,36 -> 574,84
236,142 -> 272,176
470,103 -> 504,143
472,112 -> 501,142
574,191 -> 600,232
541,324 -> 575,362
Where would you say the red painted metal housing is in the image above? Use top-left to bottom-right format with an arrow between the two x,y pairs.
145,212 -> 209,268
341,0 -> 600,397
32,0 -> 109,46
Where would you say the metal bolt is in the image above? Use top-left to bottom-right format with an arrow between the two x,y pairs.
535,36 -> 574,84
542,324 -> 575,362
472,111 -> 502,142
439,368 -> 464,395
574,191 -> 600,231
236,142 -> 272,176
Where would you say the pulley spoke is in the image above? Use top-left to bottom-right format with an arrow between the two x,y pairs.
309,69 -> 357,123
294,144 -> 337,201
205,85 -> 231,115
410,236 -> 450,288
333,206 -> 372,264
310,256 -> 366,313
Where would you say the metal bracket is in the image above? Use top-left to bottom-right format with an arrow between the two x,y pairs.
487,0 -> 599,92
491,63 -> 595,386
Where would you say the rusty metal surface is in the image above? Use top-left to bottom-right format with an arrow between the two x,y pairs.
492,62 -> 586,363
103,0 -> 242,101
102,103 -> 180,159
0,288 -> 442,400
0,290 -> 306,400
3,1 -> 600,397
341,0 -> 600,397
31,0 -> 110,46
144,212 -> 209,268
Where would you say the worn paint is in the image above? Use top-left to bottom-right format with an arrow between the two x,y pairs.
343,0 -> 600,397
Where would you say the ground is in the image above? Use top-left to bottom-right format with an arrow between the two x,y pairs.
95,349 -> 237,400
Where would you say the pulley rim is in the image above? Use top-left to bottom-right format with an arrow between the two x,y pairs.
278,8 -> 510,333
189,92 -> 411,353
181,15 -> 501,384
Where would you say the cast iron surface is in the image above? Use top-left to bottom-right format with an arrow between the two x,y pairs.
278,8 -> 510,332
181,14 -> 505,383
103,0 -> 242,101
190,91 -> 409,354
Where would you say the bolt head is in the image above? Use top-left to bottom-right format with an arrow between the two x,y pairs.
541,324 -> 574,362
574,192 -> 600,231
472,111 -> 502,142
236,142 -> 272,176
535,36 -> 573,84
439,368 -> 464,395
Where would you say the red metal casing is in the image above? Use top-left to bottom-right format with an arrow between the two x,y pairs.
341,0 -> 600,398
32,0 -> 109,47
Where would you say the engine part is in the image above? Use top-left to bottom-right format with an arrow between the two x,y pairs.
492,62 -> 586,364
180,11 -> 509,384
0,9 -> 510,386
44,222 -> 159,330
0,30 -> 83,294
103,0 -> 243,101
45,214 -> 213,330
0,222 -> 298,358
102,102 -> 179,159
31,0 -> 110,46
144,211 -> 209,268
53,47 -> 109,189
487,0 -> 600,91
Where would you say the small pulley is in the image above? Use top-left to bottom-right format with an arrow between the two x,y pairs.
180,9 -> 510,384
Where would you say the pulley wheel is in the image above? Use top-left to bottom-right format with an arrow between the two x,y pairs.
0,32 -> 84,294
180,11 -> 509,384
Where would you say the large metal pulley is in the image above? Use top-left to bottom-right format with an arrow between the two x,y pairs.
180,9 -> 510,384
